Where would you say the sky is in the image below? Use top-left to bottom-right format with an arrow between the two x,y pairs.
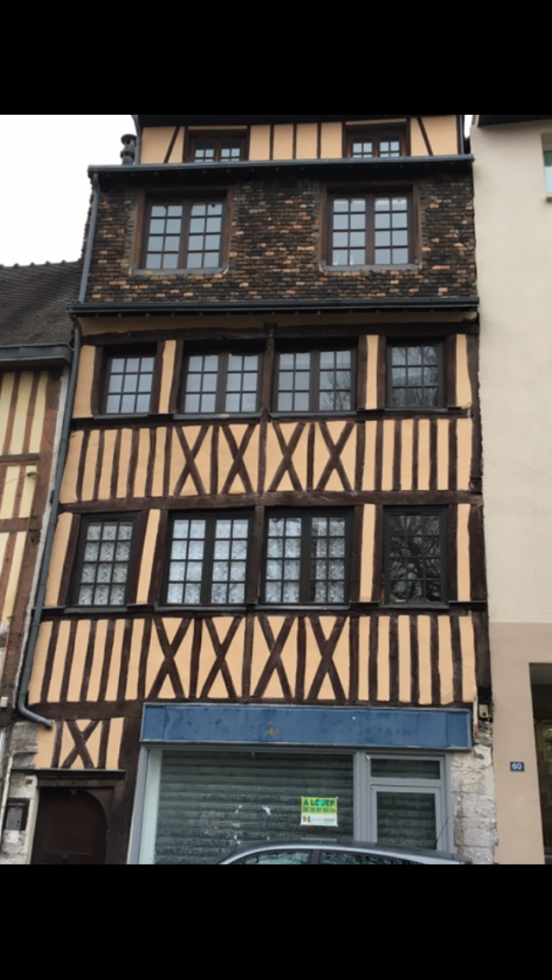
0,115 -> 474,268
0,115 -> 134,267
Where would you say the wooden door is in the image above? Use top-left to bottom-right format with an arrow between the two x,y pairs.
31,789 -> 107,865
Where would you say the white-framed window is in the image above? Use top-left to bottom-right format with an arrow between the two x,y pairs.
542,137 -> 552,195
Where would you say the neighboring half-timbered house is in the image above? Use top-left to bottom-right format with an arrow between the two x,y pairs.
11,115 -> 496,864
0,261 -> 79,863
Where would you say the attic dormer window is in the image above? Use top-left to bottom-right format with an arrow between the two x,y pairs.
346,129 -> 405,160
188,133 -> 247,164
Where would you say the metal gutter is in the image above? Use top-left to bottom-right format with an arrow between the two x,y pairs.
70,297 -> 480,318
0,344 -> 72,367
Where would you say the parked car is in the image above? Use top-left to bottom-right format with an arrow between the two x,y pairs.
219,841 -> 470,865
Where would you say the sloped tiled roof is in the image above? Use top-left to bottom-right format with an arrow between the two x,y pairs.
0,261 -> 81,346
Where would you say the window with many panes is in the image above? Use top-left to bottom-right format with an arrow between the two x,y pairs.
264,513 -> 350,605
329,194 -> 412,267
347,131 -> 405,160
165,515 -> 251,606
181,351 -> 261,415
144,200 -> 225,271
388,343 -> 443,409
105,352 -> 156,415
75,518 -> 136,607
275,349 -> 354,414
189,134 -> 246,164
384,509 -> 447,605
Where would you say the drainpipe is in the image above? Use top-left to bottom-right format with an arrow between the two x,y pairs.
16,324 -> 81,729
131,115 -> 142,165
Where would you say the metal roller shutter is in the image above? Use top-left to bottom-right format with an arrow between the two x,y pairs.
155,750 -> 354,865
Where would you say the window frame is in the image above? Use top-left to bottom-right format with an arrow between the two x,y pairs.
71,513 -> 140,610
187,131 -> 248,164
261,510 -> 353,608
179,347 -> 264,418
346,128 -> 407,160
324,187 -> 417,271
386,340 -> 446,412
383,507 -> 448,608
140,193 -> 229,273
162,511 -> 254,609
103,347 -> 157,417
272,345 -> 357,416
544,143 -> 552,196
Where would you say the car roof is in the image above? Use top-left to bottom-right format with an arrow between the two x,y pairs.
221,841 -> 470,864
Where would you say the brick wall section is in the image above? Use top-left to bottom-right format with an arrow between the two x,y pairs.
86,173 -> 477,304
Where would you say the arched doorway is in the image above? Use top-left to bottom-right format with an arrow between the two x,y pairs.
31,789 -> 108,865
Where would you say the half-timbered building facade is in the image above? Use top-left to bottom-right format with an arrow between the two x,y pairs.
11,115 -> 496,864
0,261 -> 79,863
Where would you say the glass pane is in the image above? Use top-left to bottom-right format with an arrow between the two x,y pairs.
320,851 -> 407,866
167,584 -> 184,604
372,759 -> 441,780
243,851 -> 312,866
84,543 -> 99,562
545,151 -> 552,193
79,586 -> 94,606
377,792 -> 438,851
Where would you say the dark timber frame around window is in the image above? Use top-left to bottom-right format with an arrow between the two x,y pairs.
141,195 -> 228,272
263,511 -> 352,607
187,131 -> 247,164
273,347 -> 356,415
180,349 -> 263,416
72,514 -> 140,610
346,129 -> 406,160
163,512 -> 254,607
104,349 -> 157,416
325,188 -> 417,270
384,508 -> 448,607
387,341 -> 445,410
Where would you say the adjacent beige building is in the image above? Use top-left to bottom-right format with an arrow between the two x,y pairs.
473,114 -> 552,864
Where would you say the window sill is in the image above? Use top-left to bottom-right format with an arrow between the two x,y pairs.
321,263 -> 420,274
381,604 -> 449,613
130,267 -> 227,277
155,604 -> 248,615
63,606 -> 131,616
94,413 -> 151,423
173,413 -> 262,423
269,411 -> 357,422
257,604 -> 351,614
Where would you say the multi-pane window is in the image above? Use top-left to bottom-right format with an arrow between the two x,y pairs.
388,344 -> 443,409
144,201 -> 225,271
348,132 -> 404,159
264,514 -> 350,605
182,352 -> 261,414
166,515 -> 251,606
105,353 -> 155,415
276,350 -> 354,413
329,194 -> 411,267
76,519 -> 135,607
385,510 -> 446,605
190,136 -> 245,164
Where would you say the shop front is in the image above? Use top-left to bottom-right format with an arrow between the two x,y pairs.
130,705 -> 471,865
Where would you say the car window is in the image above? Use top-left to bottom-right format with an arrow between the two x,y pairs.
319,851 -> 416,865
242,850 -> 312,865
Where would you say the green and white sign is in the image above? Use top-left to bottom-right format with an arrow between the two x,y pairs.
301,797 -> 338,828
